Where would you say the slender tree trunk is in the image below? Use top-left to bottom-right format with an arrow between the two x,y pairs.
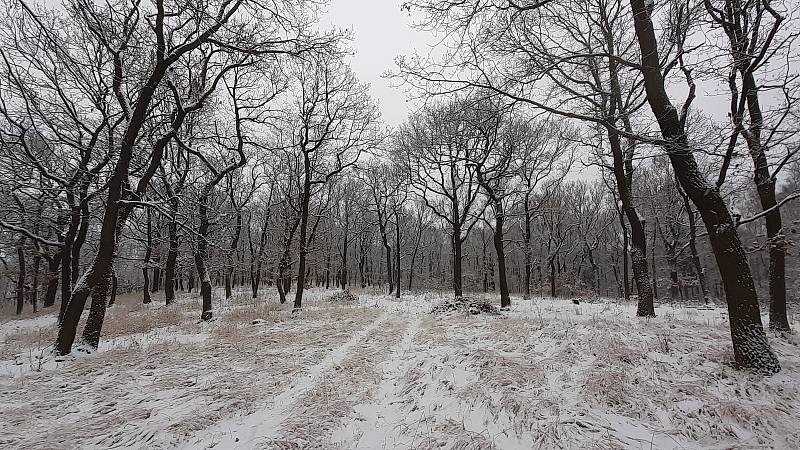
71,201 -> 90,285
607,118 -> 654,317
523,200 -> 532,300
31,250 -> 42,313
195,191 -> 213,321
109,271 -> 118,307
379,220 -> 393,295
679,188 -> 710,304
43,251 -> 61,308
164,210 -> 178,305
651,221 -> 659,300
619,208 -> 630,300
395,213 -> 401,299
16,240 -> 26,315
226,210 -> 243,300
143,208 -> 153,304
294,158 -> 312,309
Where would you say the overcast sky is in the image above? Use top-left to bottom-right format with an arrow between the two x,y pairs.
321,1 -> 432,128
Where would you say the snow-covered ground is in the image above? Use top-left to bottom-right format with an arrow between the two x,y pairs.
1,289 -> 798,449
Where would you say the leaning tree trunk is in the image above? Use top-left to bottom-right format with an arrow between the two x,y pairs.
607,113 -> 655,317
629,0 -> 779,373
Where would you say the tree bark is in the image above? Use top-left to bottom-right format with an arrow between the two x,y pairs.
629,0 -> 779,372
15,240 -> 26,315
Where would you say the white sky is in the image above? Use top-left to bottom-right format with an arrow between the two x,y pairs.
321,0 -> 432,128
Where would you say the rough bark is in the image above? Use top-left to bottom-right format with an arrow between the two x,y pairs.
629,0 -> 779,372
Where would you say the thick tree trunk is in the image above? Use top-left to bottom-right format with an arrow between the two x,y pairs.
629,0 -> 779,372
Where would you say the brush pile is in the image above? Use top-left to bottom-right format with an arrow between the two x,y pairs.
326,290 -> 359,303
430,296 -> 500,316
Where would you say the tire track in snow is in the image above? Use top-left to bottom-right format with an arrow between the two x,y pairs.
331,314 -> 422,449
180,311 -> 387,449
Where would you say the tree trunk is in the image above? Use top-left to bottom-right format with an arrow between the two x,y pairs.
143,208 -> 153,304
607,113 -> 655,317
16,241 -> 26,315
629,0 -> 779,372
493,201 -> 510,308
226,210 -> 243,300
164,194 -> 179,305
523,199 -> 532,300
452,227 -> 463,298
43,251 -> 61,308
294,155 -> 312,310
679,188 -> 710,304
395,213 -> 401,299
31,250 -> 42,313
195,192 -> 213,321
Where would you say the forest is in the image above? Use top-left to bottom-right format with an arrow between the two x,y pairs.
0,0 -> 798,448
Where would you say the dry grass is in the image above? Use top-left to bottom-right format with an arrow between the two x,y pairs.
1,291 -> 798,449
265,318 -> 405,449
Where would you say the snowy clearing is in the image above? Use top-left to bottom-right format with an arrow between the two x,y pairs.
1,289 -> 798,449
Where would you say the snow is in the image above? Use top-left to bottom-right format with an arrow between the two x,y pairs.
1,288 -> 798,449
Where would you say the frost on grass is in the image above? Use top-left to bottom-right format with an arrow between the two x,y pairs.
0,290 -> 798,449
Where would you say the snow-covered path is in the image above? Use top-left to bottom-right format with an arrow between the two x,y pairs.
183,312 -> 389,449
332,315 -> 422,449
